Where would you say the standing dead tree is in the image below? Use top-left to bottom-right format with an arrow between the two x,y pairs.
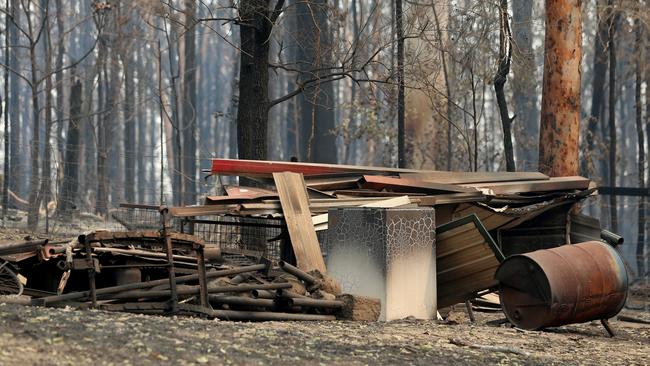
538,0 -> 582,177
493,0 -> 515,172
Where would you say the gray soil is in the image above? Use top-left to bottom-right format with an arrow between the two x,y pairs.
0,302 -> 648,366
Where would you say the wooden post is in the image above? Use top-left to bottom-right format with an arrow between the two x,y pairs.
538,0 -> 582,177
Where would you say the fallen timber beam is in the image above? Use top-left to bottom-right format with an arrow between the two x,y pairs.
33,263 -> 268,305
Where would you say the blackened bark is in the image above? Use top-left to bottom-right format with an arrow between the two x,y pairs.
182,0 -> 197,205
27,35 -> 42,230
237,0 -> 283,166
60,80 -> 82,220
294,0 -> 336,163
586,0 -> 609,176
123,50 -> 135,203
607,8 -> 619,233
607,7 -> 618,233
494,0 -> 515,172
396,0 -> 405,168
8,0 -> 20,198
511,0 -> 538,171
54,0 -> 65,163
634,17 -> 644,276
2,0 -> 9,217
136,46 -> 147,202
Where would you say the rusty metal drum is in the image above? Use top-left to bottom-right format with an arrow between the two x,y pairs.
495,241 -> 628,330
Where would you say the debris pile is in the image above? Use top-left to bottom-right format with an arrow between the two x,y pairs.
0,158 -> 630,331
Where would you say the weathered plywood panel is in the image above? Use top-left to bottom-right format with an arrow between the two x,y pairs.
273,172 -> 326,273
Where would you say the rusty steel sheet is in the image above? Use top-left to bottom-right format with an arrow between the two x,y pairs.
495,241 -> 628,330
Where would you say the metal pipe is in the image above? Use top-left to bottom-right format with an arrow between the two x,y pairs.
600,230 -> 624,247
92,247 -> 198,262
284,297 -> 343,309
208,295 -> 275,308
35,263 -> 267,305
0,239 -> 48,256
251,289 -> 275,299
209,309 -> 336,321
276,289 -> 308,298
278,260 -> 319,285
110,282 -> 292,300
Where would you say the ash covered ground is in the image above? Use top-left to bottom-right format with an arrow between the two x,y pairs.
0,301 -> 648,366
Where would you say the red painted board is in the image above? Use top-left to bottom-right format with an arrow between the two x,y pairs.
210,158 -> 432,177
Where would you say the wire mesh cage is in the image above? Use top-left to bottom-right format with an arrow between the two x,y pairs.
178,215 -> 288,261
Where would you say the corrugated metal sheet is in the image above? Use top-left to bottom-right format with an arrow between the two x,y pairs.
436,214 -> 504,308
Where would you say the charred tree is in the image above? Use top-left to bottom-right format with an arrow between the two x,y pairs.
494,0 -> 515,172
538,0 -> 582,177
634,16 -> 645,277
236,0 -> 284,164
511,0 -> 538,171
182,0 -> 198,204
294,0 -> 336,163
607,6 -> 618,233
8,0 -> 21,198
123,45 -> 135,203
59,79 -> 82,220
585,0 -> 609,177
396,0 -> 405,168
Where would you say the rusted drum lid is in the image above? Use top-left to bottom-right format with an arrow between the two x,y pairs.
496,241 -> 628,330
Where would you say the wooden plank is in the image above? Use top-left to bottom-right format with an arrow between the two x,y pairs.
225,185 -> 277,198
312,196 -> 412,231
304,176 -> 362,190
462,176 -> 590,195
273,172 -> 326,273
360,175 -> 478,194
400,171 -> 549,184
333,189 -> 425,197
211,158 -> 432,178
414,192 -> 487,206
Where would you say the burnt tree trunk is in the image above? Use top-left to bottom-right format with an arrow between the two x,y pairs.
60,80 -> 82,220
27,37 -> 42,230
635,16 -> 645,277
182,0 -> 197,204
237,0 -> 284,165
123,47 -> 135,203
8,0 -> 21,198
511,0 -> 539,171
538,0 -> 582,177
494,0 -> 515,172
607,7 -> 618,233
396,0 -> 405,168
294,0 -> 336,163
586,0 -> 609,177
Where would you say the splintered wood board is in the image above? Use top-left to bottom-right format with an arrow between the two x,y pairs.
273,172 -> 326,272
